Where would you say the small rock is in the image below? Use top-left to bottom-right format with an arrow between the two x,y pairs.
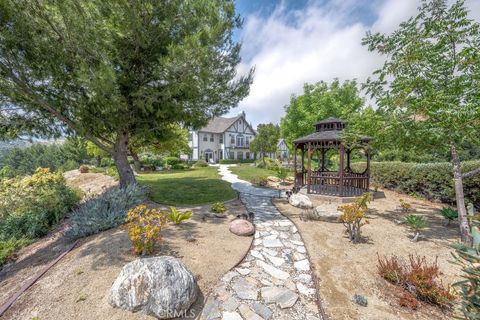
222,311 -> 243,320
313,205 -> 342,222
252,302 -> 273,319
238,304 -> 263,320
289,193 -> 313,209
202,298 -> 221,320
263,238 -> 283,248
297,246 -> 306,254
262,248 -> 278,256
294,259 -> 310,271
354,294 -> 368,307
296,274 -> 312,284
231,278 -> 258,300
230,219 -> 255,236
264,254 -> 285,267
221,270 -> 239,283
293,252 -> 306,261
257,260 -> 290,280
236,268 -> 251,276
297,283 -> 315,296
261,287 -> 298,308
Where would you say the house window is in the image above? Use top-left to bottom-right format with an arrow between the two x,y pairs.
203,134 -> 208,142
230,135 -> 235,144
219,135 -> 223,143
237,151 -> 243,160
246,136 -> 250,147
236,135 -> 244,147
229,151 -> 235,159
210,134 -> 214,142
246,152 -> 250,159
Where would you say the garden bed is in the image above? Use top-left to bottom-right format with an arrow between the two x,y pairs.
0,200 -> 251,320
274,189 -> 462,320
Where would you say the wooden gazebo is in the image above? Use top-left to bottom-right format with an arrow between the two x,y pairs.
293,117 -> 371,197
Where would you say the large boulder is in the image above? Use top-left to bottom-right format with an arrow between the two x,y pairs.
229,219 -> 255,236
289,193 -> 313,209
109,256 -> 197,319
313,204 -> 342,222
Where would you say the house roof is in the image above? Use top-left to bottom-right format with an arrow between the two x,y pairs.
199,116 -> 241,133
277,139 -> 286,147
313,117 -> 346,125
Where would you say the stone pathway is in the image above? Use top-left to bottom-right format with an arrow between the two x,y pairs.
200,165 -> 321,320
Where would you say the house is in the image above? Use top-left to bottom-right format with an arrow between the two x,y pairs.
263,139 -> 289,160
188,111 -> 256,163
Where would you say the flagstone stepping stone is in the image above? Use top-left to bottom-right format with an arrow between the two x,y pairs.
257,260 -> 289,280
232,277 -> 258,300
294,259 -> 310,271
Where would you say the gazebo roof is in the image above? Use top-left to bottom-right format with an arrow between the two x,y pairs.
293,117 -> 371,144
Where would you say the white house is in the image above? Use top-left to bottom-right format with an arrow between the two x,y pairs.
264,139 -> 290,160
188,111 -> 256,163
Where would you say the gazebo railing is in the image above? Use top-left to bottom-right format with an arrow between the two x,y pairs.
307,171 -> 369,197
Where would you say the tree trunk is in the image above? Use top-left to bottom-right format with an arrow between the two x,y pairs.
96,156 -> 101,167
131,152 -> 142,172
450,142 -> 473,246
113,132 -> 136,188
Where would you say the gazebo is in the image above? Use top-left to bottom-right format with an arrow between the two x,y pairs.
293,117 -> 371,197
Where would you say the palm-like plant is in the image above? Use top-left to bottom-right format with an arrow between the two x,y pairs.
166,207 -> 193,225
405,215 -> 427,242
439,207 -> 458,226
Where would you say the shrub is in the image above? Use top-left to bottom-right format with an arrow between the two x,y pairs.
100,157 -> 114,167
67,184 -> 145,239
166,207 -> 193,224
127,205 -> 166,255
351,160 -> 480,208
194,159 -> 208,167
276,167 -> 288,182
399,199 -> 412,212
378,254 -> 455,309
164,156 -> 180,166
404,215 -> 427,241
252,176 -> 268,187
211,202 -> 226,213
171,163 -> 185,170
219,159 -> 239,164
139,152 -> 163,167
0,168 -> 80,264
451,243 -> 480,319
79,165 -> 89,173
59,159 -> 79,172
0,238 -> 32,265
439,207 -> 458,225
399,292 -> 419,310
339,202 -> 369,243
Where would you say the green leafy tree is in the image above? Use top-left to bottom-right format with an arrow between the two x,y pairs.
86,141 -> 110,167
280,79 -> 366,148
0,0 -> 252,187
362,0 -> 480,244
250,123 -> 280,165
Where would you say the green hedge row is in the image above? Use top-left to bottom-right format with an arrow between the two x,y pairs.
351,160 -> 480,207
219,159 -> 255,164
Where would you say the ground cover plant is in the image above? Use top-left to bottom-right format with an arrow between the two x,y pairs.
404,215 -> 427,242
439,207 -> 458,225
67,184 -> 145,239
211,202 -> 226,213
137,167 -> 236,205
377,254 -> 455,310
0,168 -> 81,264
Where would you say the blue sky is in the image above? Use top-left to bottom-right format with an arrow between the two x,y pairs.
229,0 -> 480,126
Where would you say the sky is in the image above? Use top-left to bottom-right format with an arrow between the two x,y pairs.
228,0 -> 480,126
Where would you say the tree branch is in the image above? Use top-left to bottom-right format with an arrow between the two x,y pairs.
462,167 -> 480,179
0,61 -> 114,154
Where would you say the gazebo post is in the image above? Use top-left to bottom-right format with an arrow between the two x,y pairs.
346,149 -> 351,172
301,147 -> 305,185
307,143 -> 312,194
366,149 -> 371,191
293,144 -> 297,187
321,148 -> 326,171
339,144 -> 345,196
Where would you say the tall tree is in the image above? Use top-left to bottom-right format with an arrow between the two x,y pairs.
363,0 -> 480,244
0,0 -> 252,187
280,79 -> 365,148
250,123 -> 280,165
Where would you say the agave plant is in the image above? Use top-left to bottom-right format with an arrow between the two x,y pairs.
166,207 -> 193,225
404,215 -> 427,242
439,207 -> 458,226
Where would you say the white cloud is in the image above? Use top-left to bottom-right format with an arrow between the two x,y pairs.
230,0 -> 480,127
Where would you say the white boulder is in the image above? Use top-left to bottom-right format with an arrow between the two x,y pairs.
289,193 -> 313,209
109,256 -> 197,319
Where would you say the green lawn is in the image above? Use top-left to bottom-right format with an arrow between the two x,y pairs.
230,164 -> 292,183
137,166 -> 236,206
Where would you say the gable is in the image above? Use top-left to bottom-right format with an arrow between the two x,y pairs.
225,116 -> 255,135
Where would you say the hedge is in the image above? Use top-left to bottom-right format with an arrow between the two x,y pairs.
351,160 -> 480,207
219,159 -> 255,164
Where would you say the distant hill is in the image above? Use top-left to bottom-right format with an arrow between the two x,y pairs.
0,140 -> 32,165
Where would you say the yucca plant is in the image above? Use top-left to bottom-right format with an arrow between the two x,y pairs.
439,207 -> 458,226
211,202 -> 226,214
166,207 -> 193,225
404,215 -> 427,242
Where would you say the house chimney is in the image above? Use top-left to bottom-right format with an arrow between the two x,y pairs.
238,111 -> 245,118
